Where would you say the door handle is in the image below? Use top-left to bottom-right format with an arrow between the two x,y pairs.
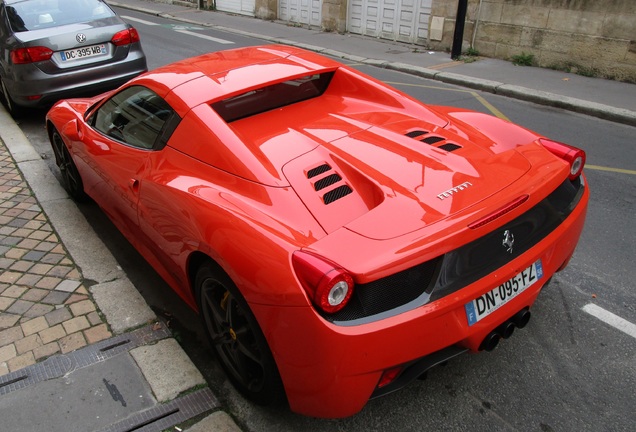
129,178 -> 140,192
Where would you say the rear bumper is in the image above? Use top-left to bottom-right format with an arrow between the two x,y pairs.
4,44 -> 146,108
252,181 -> 589,418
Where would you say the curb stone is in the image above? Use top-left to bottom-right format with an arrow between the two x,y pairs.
185,410 -> 243,432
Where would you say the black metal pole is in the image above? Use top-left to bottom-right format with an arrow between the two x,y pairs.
451,0 -> 469,59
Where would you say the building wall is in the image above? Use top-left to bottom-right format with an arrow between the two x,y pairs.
429,0 -> 636,82
322,0 -> 347,33
255,0 -> 277,19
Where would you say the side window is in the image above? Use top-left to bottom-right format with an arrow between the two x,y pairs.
5,6 -> 26,33
91,86 -> 175,150
1,5 -> 15,36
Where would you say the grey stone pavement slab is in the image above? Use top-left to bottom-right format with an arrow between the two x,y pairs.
0,353 -> 156,432
130,338 -> 205,402
0,323 -> 218,431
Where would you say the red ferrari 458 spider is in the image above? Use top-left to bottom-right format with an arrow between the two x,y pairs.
46,45 -> 588,418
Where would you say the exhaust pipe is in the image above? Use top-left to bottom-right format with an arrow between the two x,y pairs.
496,321 -> 515,339
479,308 -> 532,352
512,308 -> 531,328
479,332 -> 500,352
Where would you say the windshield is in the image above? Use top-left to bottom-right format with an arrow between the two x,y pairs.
6,0 -> 115,32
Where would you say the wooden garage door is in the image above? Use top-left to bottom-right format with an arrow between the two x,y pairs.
348,0 -> 432,44
279,0 -> 322,27
216,0 -> 255,16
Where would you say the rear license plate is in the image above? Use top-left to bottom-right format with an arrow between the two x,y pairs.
465,260 -> 543,326
60,44 -> 107,62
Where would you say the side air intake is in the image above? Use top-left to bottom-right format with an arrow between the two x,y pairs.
306,163 -> 353,205
314,173 -> 342,191
323,185 -> 353,204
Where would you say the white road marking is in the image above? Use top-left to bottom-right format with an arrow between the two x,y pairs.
121,15 -> 159,26
120,16 -> 234,44
175,29 -> 234,44
582,303 -> 636,339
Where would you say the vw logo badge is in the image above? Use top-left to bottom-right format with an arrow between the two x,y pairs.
502,230 -> 515,254
76,33 -> 87,43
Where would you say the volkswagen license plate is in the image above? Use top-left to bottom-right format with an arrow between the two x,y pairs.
61,44 -> 107,62
465,260 -> 543,326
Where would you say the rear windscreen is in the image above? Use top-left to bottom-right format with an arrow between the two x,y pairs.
211,72 -> 334,123
6,0 -> 115,32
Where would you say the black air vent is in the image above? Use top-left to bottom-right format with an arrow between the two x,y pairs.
305,163 -> 353,205
438,143 -> 462,152
323,185 -> 353,204
421,136 -> 445,145
314,173 -> 342,191
307,164 -> 331,178
404,130 -> 462,152
405,130 -> 428,138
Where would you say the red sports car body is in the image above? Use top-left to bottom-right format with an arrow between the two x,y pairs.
46,45 -> 588,418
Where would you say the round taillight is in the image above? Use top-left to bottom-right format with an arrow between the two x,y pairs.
317,272 -> 354,313
539,138 -> 586,180
292,251 -> 355,314
328,280 -> 349,306
570,155 -> 584,177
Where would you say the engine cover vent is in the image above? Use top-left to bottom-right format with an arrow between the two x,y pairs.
438,143 -> 462,152
421,136 -> 445,145
405,130 -> 428,138
323,185 -> 353,204
404,130 -> 463,152
314,173 -> 342,191
307,163 -> 332,178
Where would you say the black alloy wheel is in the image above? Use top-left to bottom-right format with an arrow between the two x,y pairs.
195,262 -> 285,406
50,128 -> 88,202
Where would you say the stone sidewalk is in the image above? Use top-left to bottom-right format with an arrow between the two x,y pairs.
0,139 -> 112,376
0,121 -> 235,430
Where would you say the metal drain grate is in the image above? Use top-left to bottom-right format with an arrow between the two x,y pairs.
97,388 -> 219,432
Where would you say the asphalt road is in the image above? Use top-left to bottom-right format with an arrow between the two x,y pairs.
14,7 -> 636,431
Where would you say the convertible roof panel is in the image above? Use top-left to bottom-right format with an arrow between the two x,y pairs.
138,45 -> 341,108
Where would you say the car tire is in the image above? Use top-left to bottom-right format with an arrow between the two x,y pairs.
0,78 -> 23,118
195,261 -> 286,407
50,127 -> 89,202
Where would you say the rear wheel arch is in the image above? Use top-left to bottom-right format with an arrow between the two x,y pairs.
187,251 -> 216,308
192,256 -> 286,406
46,121 -> 57,141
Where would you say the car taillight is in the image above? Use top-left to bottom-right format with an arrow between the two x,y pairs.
11,46 -> 53,64
111,27 -> 141,46
292,251 -> 354,314
539,138 -> 586,180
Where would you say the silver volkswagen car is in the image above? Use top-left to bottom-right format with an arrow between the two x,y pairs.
0,0 -> 147,116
